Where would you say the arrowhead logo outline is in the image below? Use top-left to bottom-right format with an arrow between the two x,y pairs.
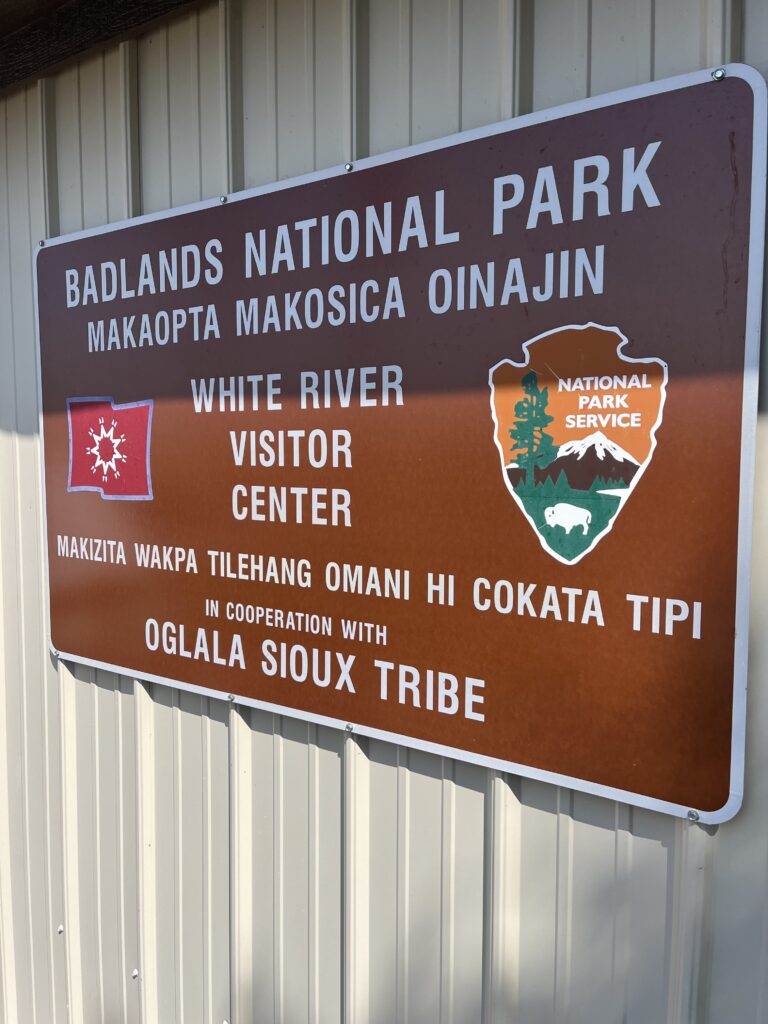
489,323 -> 667,565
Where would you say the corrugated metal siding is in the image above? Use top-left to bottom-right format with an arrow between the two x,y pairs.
0,1 -> 766,1021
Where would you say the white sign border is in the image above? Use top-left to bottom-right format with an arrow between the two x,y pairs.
33,63 -> 767,825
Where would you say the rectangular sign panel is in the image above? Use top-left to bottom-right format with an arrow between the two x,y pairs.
35,66 -> 766,822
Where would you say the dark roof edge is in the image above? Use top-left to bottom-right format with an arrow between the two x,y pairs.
0,0 -> 203,94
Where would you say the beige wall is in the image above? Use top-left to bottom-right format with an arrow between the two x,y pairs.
0,0 -> 766,1021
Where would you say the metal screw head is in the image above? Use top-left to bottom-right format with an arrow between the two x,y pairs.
227,693 -> 236,702
687,809 -> 700,822
219,194 -> 228,203
344,162 -> 354,172
39,239 -> 46,247
345,722 -> 354,734
712,67 -> 726,82
131,968 -> 139,980
57,924 -> 64,934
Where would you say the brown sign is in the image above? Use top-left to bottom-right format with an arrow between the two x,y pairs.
35,67 -> 766,821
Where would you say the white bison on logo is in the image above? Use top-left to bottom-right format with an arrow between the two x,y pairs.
544,503 -> 591,536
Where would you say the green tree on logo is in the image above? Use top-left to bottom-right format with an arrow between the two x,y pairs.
509,370 -> 557,489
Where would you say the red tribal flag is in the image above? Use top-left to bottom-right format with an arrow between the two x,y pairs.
67,397 -> 154,500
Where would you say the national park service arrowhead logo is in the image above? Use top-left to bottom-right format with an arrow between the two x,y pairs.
489,324 -> 667,564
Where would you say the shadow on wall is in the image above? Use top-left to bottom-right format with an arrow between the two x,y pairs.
59,652 -> 768,1023
236,731 -> 681,1024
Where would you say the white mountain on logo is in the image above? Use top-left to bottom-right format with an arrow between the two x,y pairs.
556,430 -> 639,465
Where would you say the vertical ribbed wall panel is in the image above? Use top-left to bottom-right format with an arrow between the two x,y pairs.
351,742 -> 487,1023
0,87 -> 35,1024
0,1 -> 765,1021
134,11 -> 232,1022
46,48 -> 139,1024
232,3 -> 353,1019
135,684 -> 230,1023
706,6 -> 768,1022
0,78 -> 68,1024
230,709 -> 344,1023
239,0 -> 353,184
